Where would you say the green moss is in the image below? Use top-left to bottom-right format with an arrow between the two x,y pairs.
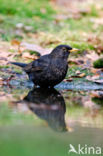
93,58 -> 103,68
0,65 -> 9,69
29,50 -> 40,56
92,97 -> 103,106
69,41 -> 94,51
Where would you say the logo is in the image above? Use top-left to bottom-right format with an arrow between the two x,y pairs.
68,144 -> 102,155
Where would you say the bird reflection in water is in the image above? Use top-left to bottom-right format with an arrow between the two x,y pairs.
22,88 -> 67,132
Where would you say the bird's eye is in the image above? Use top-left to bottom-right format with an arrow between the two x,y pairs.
62,47 -> 67,52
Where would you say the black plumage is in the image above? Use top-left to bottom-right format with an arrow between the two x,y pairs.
10,45 -> 78,87
23,88 -> 67,132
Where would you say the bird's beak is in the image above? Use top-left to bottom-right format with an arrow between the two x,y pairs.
69,48 -> 79,53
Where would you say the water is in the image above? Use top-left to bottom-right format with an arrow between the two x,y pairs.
0,84 -> 103,156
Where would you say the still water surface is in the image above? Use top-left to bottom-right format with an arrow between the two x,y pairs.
0,85 -> 103,156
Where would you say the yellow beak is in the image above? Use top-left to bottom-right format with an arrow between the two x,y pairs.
69,48 -> 79,53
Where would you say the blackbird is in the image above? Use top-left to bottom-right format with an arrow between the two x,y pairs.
10,45 -> 78,87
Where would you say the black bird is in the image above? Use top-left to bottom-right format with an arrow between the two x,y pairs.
10,45 -> 78,87
22,88 -> 67,132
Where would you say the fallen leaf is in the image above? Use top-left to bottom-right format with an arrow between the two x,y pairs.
86,75 -> 103,83
0,77 -> 3,85
68,58 -> 84,65
64,78 -> 73,82
93,79 -> 103,83
86,75 -> 100,80
16,23 -> 24,29
76,70 -> 81,74
90,68 -> 99,74
11,39 -> 21,46
78,73 -> 86,77
11,39 -> 22,54
90,68 -> 103,76
91,91 -> 103,98
24,26 -> 33,31
94,45 -> 103,53
68,72 -> 86,78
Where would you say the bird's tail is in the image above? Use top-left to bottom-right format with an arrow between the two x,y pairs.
10,62 -> 27,68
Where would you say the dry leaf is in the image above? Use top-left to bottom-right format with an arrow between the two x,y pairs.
76,70 -> 81,74
86,75 -> 103,83
16,23 -> 24,29
94,45 -> 103,53
78,73 -> 86,77
11,39 -> 21,46
91,91 -> 103,98
64,78 -> 73,82
90,68 -> 99,74
90,68 -> 103,76
68,58 -> 84,65
86,75 -> 99,80
0,77 -> 3,85
68,72 -> 86,79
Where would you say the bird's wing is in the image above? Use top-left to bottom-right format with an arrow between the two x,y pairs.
24,55 -> 49,73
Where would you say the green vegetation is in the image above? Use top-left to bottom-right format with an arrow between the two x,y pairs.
93,58 -> 103,68
0,0 -> 56,40
0,0 -> 54,18
0,65 -> 9,69
0,0 -> 102,52
92,97 -> 103,106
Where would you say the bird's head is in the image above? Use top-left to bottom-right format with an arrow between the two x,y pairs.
51,45 -> 79,59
